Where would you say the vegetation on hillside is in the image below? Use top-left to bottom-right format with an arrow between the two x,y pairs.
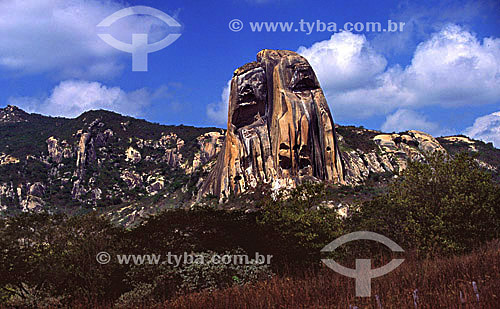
0,152 -> 498,306
0,109 -> 223,216
165,241 -> 500,308
349,152 -> 500,256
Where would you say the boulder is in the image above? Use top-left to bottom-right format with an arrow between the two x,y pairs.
125,147 -> 142,163
199,50 -> 345,200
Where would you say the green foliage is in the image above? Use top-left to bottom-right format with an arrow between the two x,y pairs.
1,153 -> 498,306
0,114 -> 71,158
258,183 -> 344,264
114,282 -> 157,308
0,212 -> 129,304
335,125 -> 379,152
177,250 -> 272,292
350,152 -> 500,256
117,250 -> 272,307
0,209 -> 275,306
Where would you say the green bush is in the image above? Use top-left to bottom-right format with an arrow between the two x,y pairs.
0,212 -> 129,304
177,250 -> 273,292
1,153 -> 497,306
257,182 -> 345,265
349,152 -> 500,256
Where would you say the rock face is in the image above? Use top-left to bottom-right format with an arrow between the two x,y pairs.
46,137 -> 73,163
125,147 -> 142,163
340,130 -> 447,184
0,104 -> 498,225
200,50 -> 345,200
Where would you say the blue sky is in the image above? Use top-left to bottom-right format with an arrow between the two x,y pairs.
0,0 -> 499,146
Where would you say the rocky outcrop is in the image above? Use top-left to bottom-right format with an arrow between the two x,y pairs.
76,131 -> 95,169
199,50 -> 345,200
146,176 -> 165,195
74,121 -> 113,174
192,131 -> 225,171
66,120 -> 114,201
125,147 -> 142,163
46,137 -> 73,163
139,133 -> 186,168
0,105 -> 29,123
161,133 -> 184,168
29,182 -> 45,197
20,195 -> 45,212
120,170 -> 143,190
441,136 -> 477,151
341,130 -> 447,184
71,179 -> 87,200
197,131 -> 225,164
1,102 -> 499,224
0,182 -> 47,213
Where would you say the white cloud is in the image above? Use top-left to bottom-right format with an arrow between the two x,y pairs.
207,24 -> 500,133
206,80 -> 231,126
464,111 -> 500,148
405,25 -> 500,106
8,80 -> 155,118
298,24 -> 500,121
381,109 -> 452,136
0,0 -> 174,78
298,32 -> 387,92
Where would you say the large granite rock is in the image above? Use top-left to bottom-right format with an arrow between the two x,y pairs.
46,136 -> 73,164
199,49 -> 345,200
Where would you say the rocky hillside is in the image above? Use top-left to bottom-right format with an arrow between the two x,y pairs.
336,126 -> 499,184
0,105 -> 224,225
0,108 -> 498,226
2,50 -> 498,226
1,104 -> 498,225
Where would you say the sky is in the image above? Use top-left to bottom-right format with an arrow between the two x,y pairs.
0,0 -> 499,147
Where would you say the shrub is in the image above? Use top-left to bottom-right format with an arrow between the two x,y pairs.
0,212 -> 129,304
257,183 -> 345,266
349,152 -> 500,256
177,250 -> 273,292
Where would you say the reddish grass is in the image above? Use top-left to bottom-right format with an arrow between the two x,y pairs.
164,242 -> 500,308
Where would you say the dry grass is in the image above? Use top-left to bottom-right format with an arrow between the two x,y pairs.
164,241 -> 500,308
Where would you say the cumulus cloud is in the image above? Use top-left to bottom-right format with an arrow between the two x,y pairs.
0,0 -> 174,78
8,80 -> 157,118
298,32 -> 387,92
207,24 -> 500,133
381,109 -> 452,136
464,111 -> 500,148
206,80 -> 231,126
405,25 -> 500,106
298,24 -> 500,121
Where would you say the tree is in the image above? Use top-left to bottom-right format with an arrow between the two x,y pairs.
350,152 -> 500,256
0,212 -> 128,305
258,183 -> 345,265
